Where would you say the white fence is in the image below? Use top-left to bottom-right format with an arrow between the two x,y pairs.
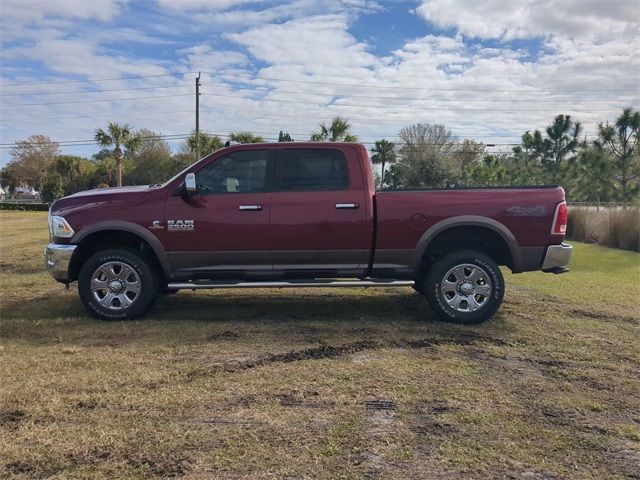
0,198 -> 42,204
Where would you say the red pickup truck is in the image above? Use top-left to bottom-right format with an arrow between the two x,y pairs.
45,142 -> 572,323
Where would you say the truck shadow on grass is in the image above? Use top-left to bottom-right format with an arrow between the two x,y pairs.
4,287 -> 431,324
154,288 -> 427,322
0,287 -> 518,348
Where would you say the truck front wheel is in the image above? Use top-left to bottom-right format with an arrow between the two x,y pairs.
78,249 -> 158,320
421,250 -> 504,324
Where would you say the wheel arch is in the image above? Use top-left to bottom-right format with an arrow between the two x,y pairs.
68,221 -> 172,282
412,216 -> 520,275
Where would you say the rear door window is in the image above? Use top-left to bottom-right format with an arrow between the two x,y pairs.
275,149 -> 349,192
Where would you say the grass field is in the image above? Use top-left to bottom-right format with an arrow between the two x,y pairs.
1,210 -> 639,479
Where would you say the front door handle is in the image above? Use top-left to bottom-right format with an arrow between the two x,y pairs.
239,205 -> 263,211
335,203 -> 359,209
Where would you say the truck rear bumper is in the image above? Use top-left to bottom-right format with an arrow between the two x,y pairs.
541,243 -> 572,274
45,243 -> 76,283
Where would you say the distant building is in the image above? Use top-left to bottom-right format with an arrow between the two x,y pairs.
14,186 -> 40,200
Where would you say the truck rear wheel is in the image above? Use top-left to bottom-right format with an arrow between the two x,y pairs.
422,250 -> 504,324
78,248 -> 158,320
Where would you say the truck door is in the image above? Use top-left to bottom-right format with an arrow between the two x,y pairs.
269,146 -> 370,277
164,149 -> 273,278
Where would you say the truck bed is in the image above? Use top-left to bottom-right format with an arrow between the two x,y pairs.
372,186 -> 566,276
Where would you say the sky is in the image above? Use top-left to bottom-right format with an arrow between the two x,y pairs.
0,0 -> 639,165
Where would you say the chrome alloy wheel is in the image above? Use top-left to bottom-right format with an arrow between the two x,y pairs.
440,263 -> 492,313
90,261 -> 141,310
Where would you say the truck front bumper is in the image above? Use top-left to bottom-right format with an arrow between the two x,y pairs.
45,243 -> 77,283
541,243 -> 573,274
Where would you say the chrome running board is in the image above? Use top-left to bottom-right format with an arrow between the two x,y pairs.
167,279 -> 415,290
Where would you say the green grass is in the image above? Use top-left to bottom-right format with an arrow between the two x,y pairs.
507,242 -> 640,307
1,210 -> 639,479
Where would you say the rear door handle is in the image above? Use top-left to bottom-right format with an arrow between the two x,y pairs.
239,205 -> 263,211
336,203 -> 359,209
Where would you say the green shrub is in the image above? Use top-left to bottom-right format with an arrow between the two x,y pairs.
0,202 -> 49,211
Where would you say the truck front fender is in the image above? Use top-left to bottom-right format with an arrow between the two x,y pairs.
71,221 -> 172,278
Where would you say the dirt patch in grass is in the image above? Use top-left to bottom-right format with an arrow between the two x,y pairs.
206,330 -> 241,341
185,334 -> 509,376
609,441 -> 640,479
0,409 -> 28,427
5,461 -> 40,476
74,400 -> 106,410
571,308 -> 639,324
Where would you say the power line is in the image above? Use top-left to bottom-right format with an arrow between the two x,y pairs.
202,82 -> 638,104
3,106 -> 584,127
196,108 -> 579,128
3,80 -> 635,105
0,133 -> 193,147
0,142 -> 519,152
1,93 -> 193,107
0,131 -> 529,150
0,72 -> 197,87
1,129 -> 594,153
0,134 -> 521,147
3,70 -> 634,94
200,92 -> 626,113
208,72 -> 640,94
2,107 -> 601,143
5,109 -> 195,121
0,84 -> 192,97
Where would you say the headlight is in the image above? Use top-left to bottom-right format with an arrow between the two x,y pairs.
48,215 -> 75,239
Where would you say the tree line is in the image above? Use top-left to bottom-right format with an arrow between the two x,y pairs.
0,128 -> 268,202
372,107 -> 639,203
1,108 -> 638,203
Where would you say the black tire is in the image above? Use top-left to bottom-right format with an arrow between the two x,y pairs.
421,250 -> 504,324
78,248 -> 158,320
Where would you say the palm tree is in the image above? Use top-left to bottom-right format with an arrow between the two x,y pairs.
310,116 -> 358,142
545,114 -> 582,165
94,123 -> 141,187
596,106 -> 640,203
370,139 -> 396,188
278,131 -> 293,142
186,132 -> 224,157
228,131 -> 265,144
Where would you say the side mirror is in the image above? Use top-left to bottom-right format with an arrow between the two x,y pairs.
185,172 -> 197,195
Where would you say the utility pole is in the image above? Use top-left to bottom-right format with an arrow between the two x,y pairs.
195,72 -> 201,160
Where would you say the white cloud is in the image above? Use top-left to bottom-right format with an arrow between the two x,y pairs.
416,0 -> 640,40
180,43 -> 248,69
89,27 -> 179,45
153,0 -> 261,11
1,0 -> 638,165
1,0 -> 128,22
4,39 -> 167,78
226,14 -> 378,75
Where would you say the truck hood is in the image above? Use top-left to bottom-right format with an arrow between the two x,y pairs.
50,185 -> 162,217
66,185 -> 155,198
